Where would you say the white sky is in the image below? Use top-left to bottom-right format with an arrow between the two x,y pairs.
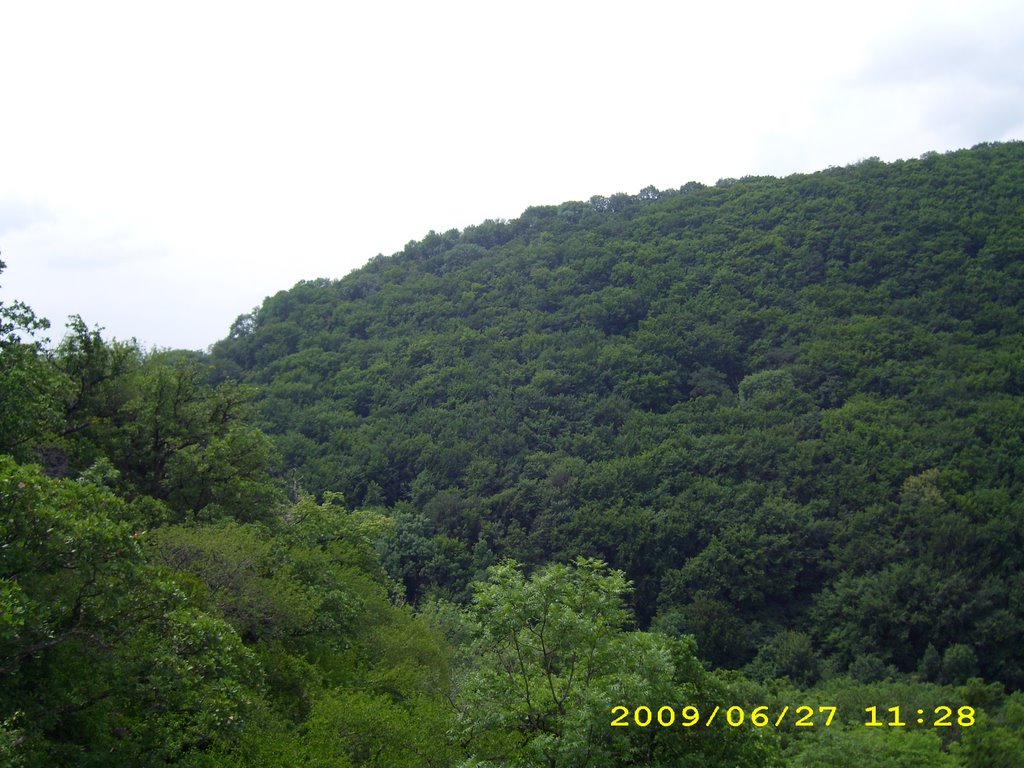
2,0 -> 1023,351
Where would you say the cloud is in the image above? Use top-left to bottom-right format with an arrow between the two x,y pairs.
0,210 -> 175,346
3,1 -> 1022,351
746,3 -> 1024,176
0,200 -> 53,239
2,211 -> 165,272
850,4 -> 1024,143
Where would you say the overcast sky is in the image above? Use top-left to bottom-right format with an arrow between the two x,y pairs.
2,0 -> 1022,351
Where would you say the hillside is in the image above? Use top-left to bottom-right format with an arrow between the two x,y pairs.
3,142 -> 1023,766
212,142 -> 1024,682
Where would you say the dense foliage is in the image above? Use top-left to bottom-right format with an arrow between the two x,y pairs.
213,142 -> 1024,683
3,141 -> 1023,765
0,276 -> 472,766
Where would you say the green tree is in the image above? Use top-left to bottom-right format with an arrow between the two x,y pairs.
787,727 -> 960,768
0,262 -> 71,462
954,691 -> 1024,768
455,558 -> 775,767
0,456 -> 259,766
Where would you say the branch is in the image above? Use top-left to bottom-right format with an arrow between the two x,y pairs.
0,629 -> 111,675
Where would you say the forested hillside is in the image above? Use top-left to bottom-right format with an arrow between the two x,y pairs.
2,142 -> 1023,766
214,142 -> 1024,682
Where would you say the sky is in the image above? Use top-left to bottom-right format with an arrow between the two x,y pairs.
1,0 -> 1022,351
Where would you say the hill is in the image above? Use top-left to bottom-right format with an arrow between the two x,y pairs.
4,142 -> 1023,766
211,142 -> 1024,683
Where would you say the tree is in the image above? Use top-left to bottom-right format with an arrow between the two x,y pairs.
455,558 -> 775,767
0,457 -> 259,766
954,691 -> 1024,768
787,726 -> 959,768
0,262 -> 70,462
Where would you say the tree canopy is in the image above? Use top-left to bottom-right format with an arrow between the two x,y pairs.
213,142 -> 1024,686
4,142 -> 1024,765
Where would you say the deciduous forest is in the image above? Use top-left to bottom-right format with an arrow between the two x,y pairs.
2,142 -> 1023,765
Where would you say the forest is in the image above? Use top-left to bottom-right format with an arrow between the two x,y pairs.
1,141 -> 1023,765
